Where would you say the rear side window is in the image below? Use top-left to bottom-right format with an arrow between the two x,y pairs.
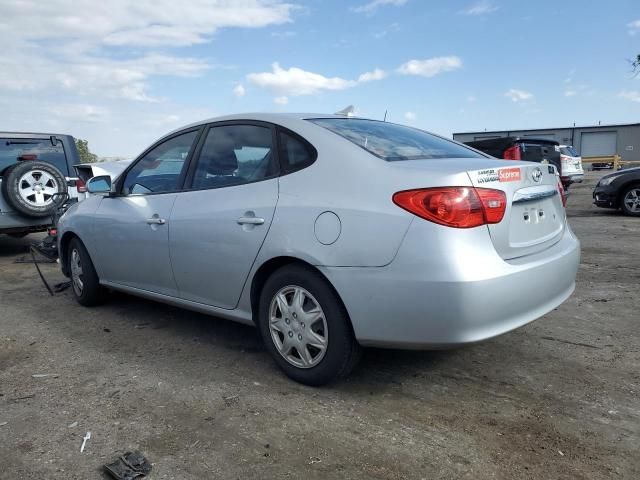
560,146 -> 578,156
191,124 -> 278,190
0,138 -> 69,175
308,118 -> 483,161
278,130 -> 316,172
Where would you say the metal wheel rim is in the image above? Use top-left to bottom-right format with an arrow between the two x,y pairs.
269,285 -> 328,369
623,188 -> 640,213
17,170 -> 59,207
70,248 -> 84,296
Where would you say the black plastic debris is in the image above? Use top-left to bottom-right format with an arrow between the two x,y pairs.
104,451 -> 152,480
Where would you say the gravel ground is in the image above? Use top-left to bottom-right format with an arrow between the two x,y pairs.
0,170 -> 638,479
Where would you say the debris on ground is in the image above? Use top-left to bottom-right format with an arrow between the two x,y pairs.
80,432 -> 91,453
68,421 -> 78,428
104,451 -> 152,480
0,422 -> 7,427
31,374 -> 58,378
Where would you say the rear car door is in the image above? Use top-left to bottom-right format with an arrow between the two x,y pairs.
91,129 -> 200,296
169,122 -> 279,309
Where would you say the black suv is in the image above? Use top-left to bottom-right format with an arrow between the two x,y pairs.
0,132 -> 82,236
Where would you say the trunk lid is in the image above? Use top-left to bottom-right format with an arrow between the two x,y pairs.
468,163 -> 565,260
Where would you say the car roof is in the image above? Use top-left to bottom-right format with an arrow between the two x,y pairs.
164,113 -> 358,137
0,132 -> 73,138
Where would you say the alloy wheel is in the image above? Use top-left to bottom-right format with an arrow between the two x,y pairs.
18,170 -> 59,207
70,248 -> 84,296
623,188 -> 640,213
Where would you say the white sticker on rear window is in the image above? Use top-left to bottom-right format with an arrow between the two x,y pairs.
476,169 -> 499,183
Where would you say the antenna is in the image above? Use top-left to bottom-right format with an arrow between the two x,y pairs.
335,105 -> 355,117
383,110 -> 388,122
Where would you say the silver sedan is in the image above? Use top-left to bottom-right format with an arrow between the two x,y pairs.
57,114 -> 580,385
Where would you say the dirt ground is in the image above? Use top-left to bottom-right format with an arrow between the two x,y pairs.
0,170 -> 638,479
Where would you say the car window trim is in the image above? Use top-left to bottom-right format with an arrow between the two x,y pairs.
114,126 -> 204,197
182,120 -> 281,193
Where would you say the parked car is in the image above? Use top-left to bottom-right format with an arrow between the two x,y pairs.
0,132 -> 83,236
593,166 -> 640,216
57,114 -> 580,385
559,145 -> 584,186
464,137 -> 579,190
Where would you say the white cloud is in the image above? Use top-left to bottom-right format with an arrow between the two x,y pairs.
46,104 -> 110,123
397,56 -> 462,77
459,1 -> 499,16
467,95 -> 477,102
374,22 -> 400,39
505,89 -> 533,102
1,0 -> 295,48
274,96 -> 289,105
351,0 -> 408,15
248,63 -> 358,96
404,111 -> 416,121
564,89 -> 577,97
233,84 -> 246,97
627,19 -> 640,36
358,69 -> 387,82
619,90 -> 640,102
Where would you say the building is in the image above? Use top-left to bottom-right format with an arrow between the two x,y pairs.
453,123 -> 640,160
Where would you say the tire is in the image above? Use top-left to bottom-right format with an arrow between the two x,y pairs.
1,161 -> 67,218
67,238 -> 107,306
257,264 -> 362,386
620,184 -> 640,216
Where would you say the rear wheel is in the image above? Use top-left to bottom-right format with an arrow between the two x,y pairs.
67,238 -> 107,306
621,184 -> 640,216
258,264 -> 362,386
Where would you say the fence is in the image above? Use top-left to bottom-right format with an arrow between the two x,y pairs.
582,155 -> 640,170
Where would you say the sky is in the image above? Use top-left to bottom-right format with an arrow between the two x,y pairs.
0,0 -> 639,157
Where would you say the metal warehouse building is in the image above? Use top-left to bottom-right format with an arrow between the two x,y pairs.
453,123 -> 640,161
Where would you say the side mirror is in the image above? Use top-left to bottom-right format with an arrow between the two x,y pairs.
87,175 -> 113,195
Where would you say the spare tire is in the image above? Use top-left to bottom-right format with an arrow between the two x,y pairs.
1,161 -> 67,218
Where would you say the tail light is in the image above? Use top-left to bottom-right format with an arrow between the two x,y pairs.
75,178 -> 87,193
393,187 -> 507,228
503,145 -> 521,160
557,181 -> 567,207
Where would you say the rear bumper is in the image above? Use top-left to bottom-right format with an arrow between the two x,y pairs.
0,211 -> 50,234
562,173 -> 584,184
321,221 -> 580,349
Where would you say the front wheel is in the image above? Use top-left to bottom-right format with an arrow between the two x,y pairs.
621,185 -> 640,216
258,264 -> 362,386
67,238 -> 107,306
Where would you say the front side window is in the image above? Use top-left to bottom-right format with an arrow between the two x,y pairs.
0,138 -> 68,175
560,146 -> 579,157
122,130 -> 198,195
309,118 -> 483,161
191,125 -> 277,189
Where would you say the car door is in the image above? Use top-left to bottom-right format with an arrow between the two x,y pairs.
169,122 -> 279,309
91,128 -> 200,296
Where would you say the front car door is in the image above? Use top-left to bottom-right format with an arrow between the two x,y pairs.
169,122 -> 279,309
92,128 -> 200,296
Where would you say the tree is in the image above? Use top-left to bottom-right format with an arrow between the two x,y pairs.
631,54 -> 640,76
75,138 -> 98,163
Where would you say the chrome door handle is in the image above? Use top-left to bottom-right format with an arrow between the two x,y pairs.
146,217 -> 166,225
237,216 -> 265,225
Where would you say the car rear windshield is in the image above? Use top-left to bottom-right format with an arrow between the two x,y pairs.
0,138 -> 69,175
308,118 -> 484,161
560,146 -> 579,157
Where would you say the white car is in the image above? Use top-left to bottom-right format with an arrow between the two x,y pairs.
559,145 -> 584,188
74,159 -> 132,201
